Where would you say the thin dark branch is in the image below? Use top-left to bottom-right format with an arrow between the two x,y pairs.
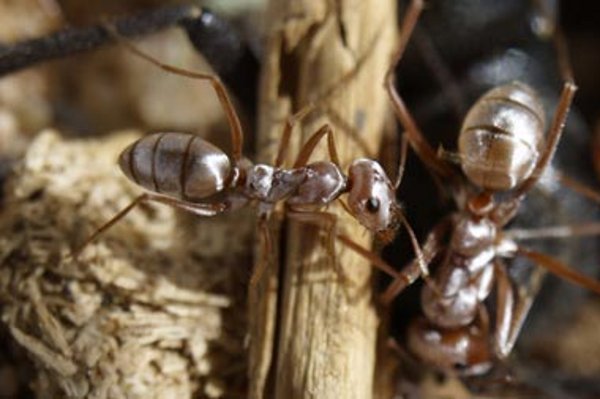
0,3 -> 259,115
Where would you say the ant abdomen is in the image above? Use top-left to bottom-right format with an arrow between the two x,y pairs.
459,82 -> 546,191
119,132 -> 233,200
407,316 -> 492,376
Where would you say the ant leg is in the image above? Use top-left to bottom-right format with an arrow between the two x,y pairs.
385,0 -> 457,180
293,124 -> 341,168
275,26 -> 385,167
337,234 -> 434,306
393,132 -> 409,189
308,23 -> 383,112
250,215 -> 273,286
396,210 -> 440,292
274,106 -> 315,168
513,80 -> 577,197
338,205 -> 440,299
516,246 -> 600,294
513,23 -> 577,198
493,260 -> 517,358
336,234 -> 400,279
379,252 -> 430,306
286,209 -> 342,279
103,23 -> 245,163
324,106 -> 374,158
555,171 -> 600,204
505,222 -> 600,240
73,193 -> 227,257
492,259 -> 540,359
380,217 -> 451,305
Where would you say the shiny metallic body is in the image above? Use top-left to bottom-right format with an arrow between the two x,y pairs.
118,131 -> 401,238
385,83 -> 547,375
382,0 -> 600,377
75,27 -> 414,287
385,79 -> 584,375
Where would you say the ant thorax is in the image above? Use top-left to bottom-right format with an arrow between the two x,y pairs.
242,161 -> 346,207
448,215 -> 497,271
286,162 -> 346,206
420,215 -> 497,329
242,164 -> 305,202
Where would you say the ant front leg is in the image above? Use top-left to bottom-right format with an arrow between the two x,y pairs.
338,215 -> 447,306
380,216 -> 452,305
338,232 -> 425,305
73,193 -> 228,258
336,234 -> 401,279
103,23 -> 246,163
492,258 -> 554,363
275,26 -> 385,168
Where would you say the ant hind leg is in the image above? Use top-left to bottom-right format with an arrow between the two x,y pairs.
385,0 -> 458,181
103,22 -> 245,163
72,193 -> 228,259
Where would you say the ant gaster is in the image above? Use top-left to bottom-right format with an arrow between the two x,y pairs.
75,21 -> 425,284
341,0 -> 600,376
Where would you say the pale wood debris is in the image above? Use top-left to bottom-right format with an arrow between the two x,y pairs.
0,130 -> 252,398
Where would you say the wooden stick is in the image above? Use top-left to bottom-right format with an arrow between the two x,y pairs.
249,1 -> 398,397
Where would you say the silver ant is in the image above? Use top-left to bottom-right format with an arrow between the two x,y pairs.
342,0 -> 600,376
74,20 -> 424,284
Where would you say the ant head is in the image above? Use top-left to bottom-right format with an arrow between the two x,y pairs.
346,159 -> 401,242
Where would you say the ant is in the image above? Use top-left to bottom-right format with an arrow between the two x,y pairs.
73,21 -> 426,285
342,0 -> 600,376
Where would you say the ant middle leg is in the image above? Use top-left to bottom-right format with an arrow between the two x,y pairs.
504,222 -> 600,240
516,246 -> 600,295
273,25 -> 385,168
492,259 -> 543,360
274,108 -> 370,170
273,106 -> 317,168
493,260 -> 519,359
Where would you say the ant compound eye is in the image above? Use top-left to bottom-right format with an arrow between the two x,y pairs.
365,197 -> 380,213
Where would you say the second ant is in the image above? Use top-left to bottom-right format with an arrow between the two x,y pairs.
343,0 -> 600,377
